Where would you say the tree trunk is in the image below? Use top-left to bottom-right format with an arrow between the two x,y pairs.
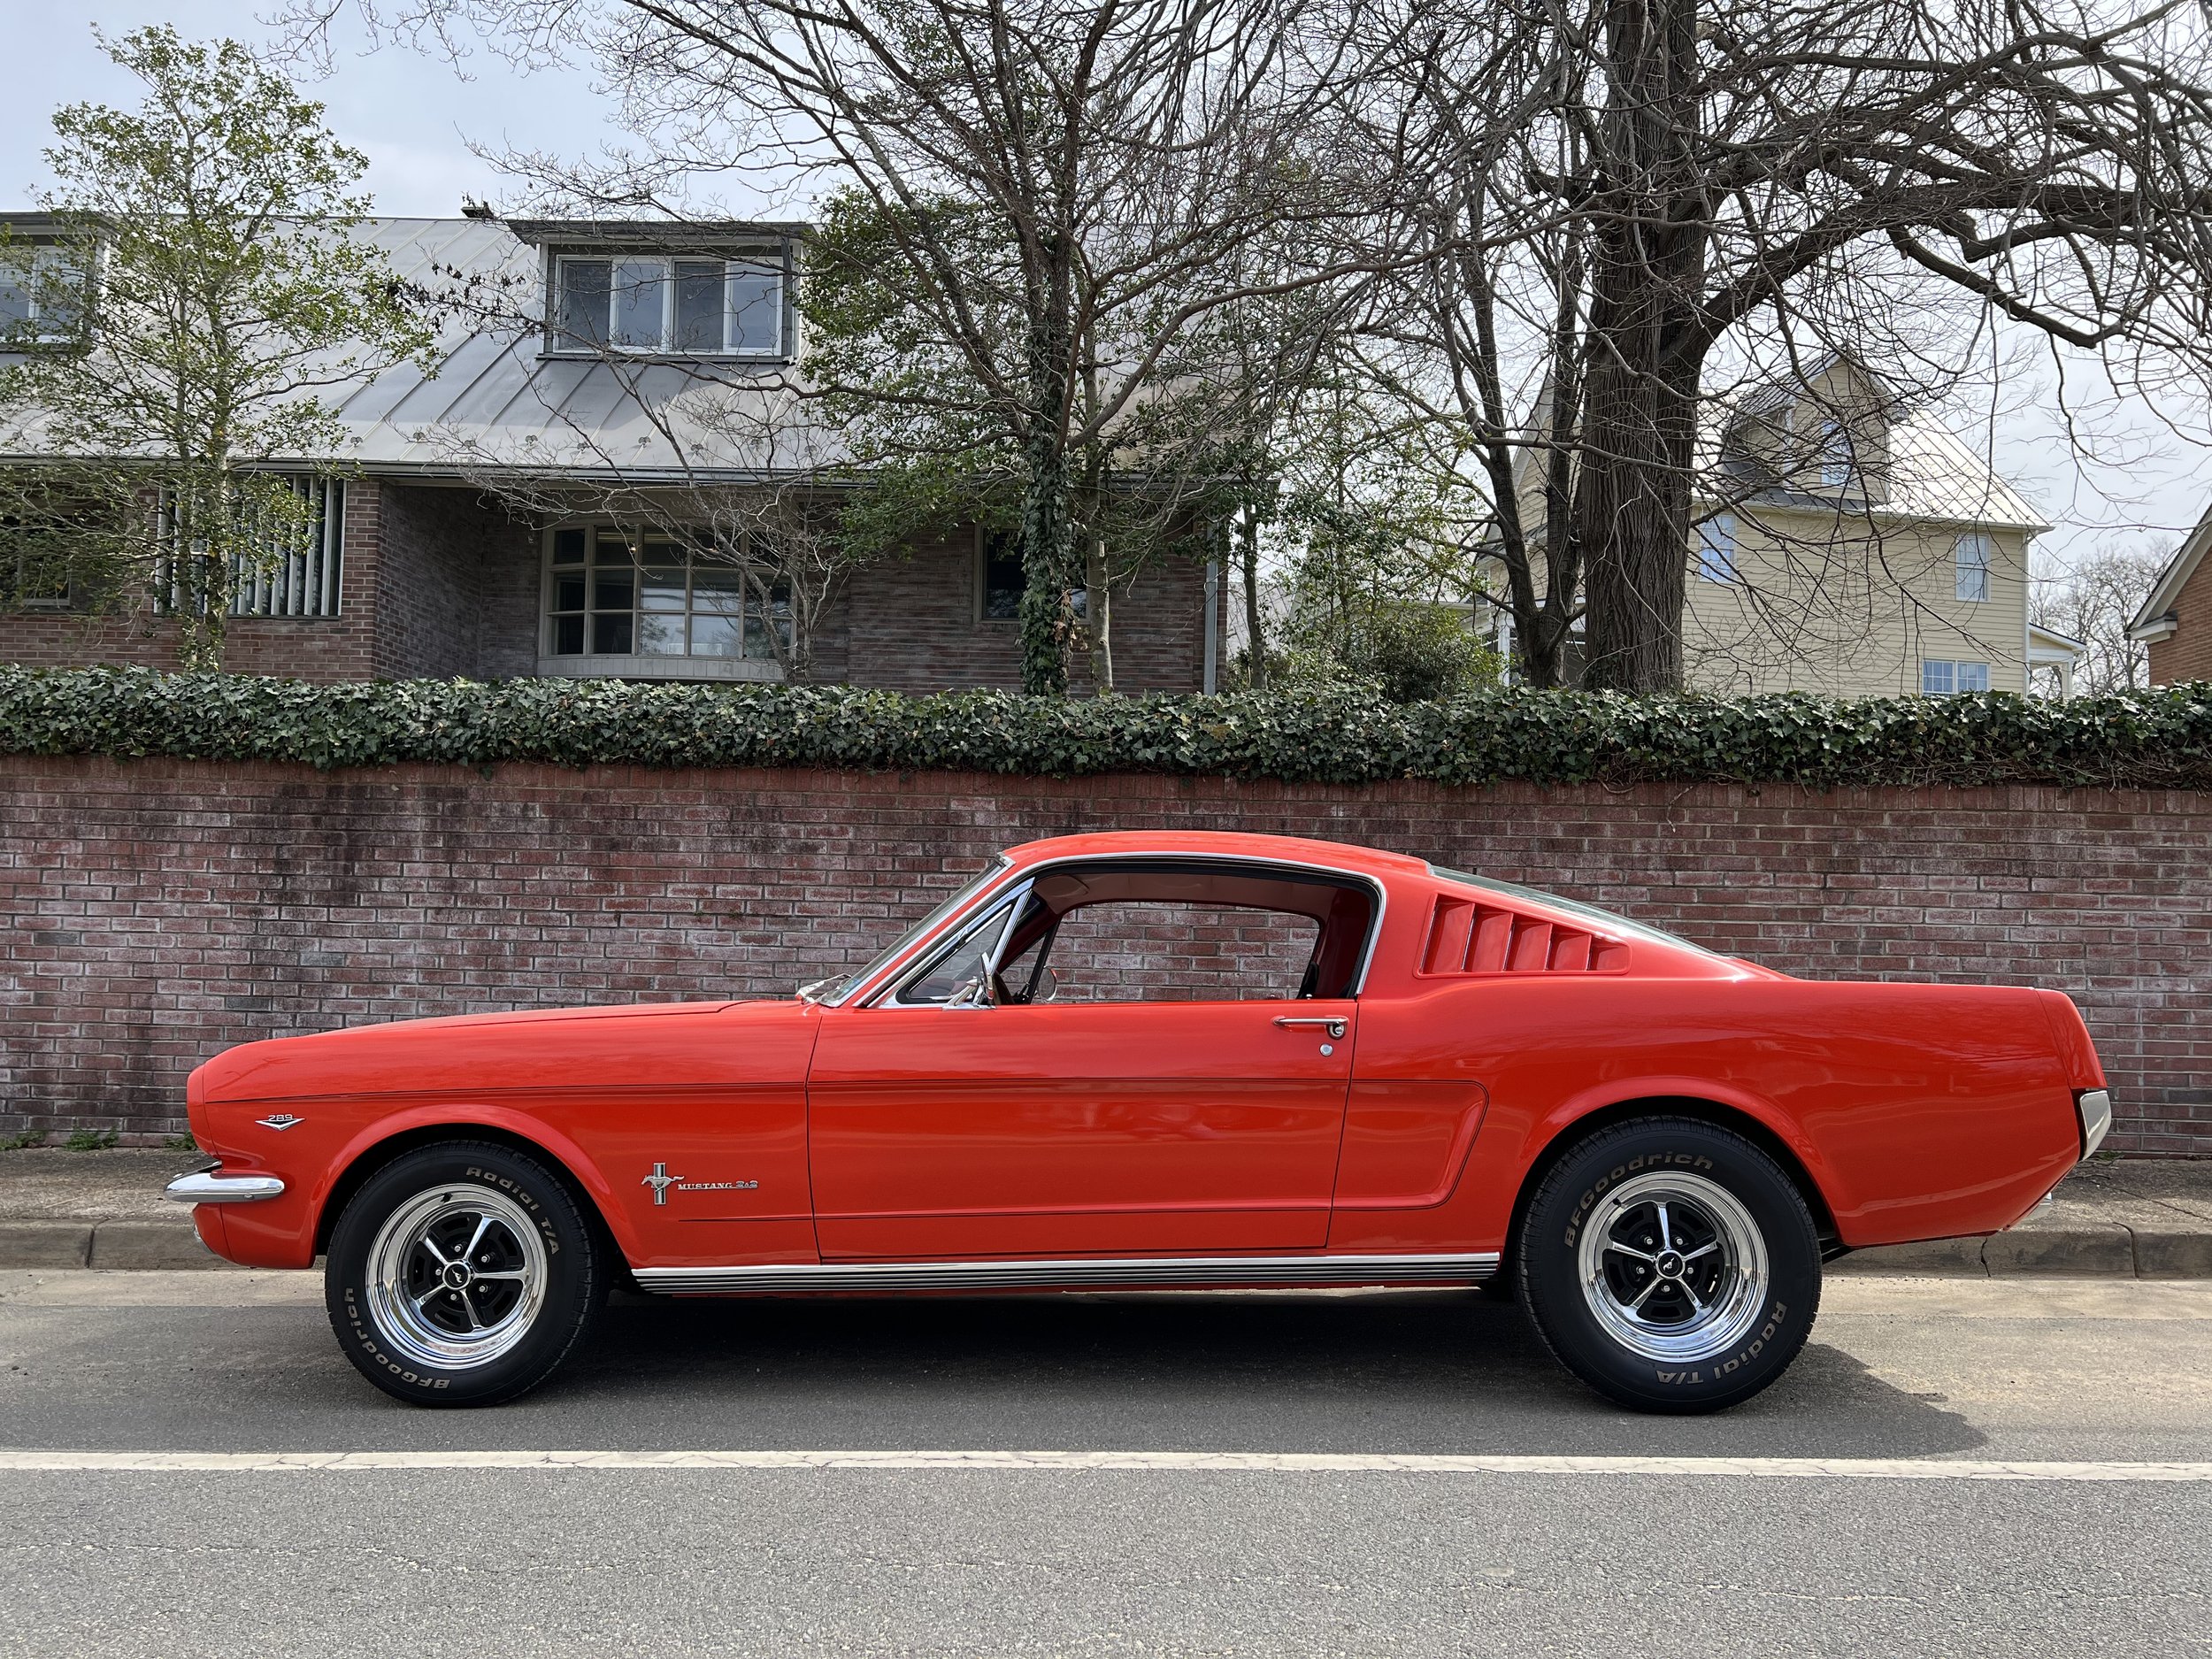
1574,0 -> 1708,694
1240,506 -> 1264,691
1083,530 -> 1113,694
1018,426 -> 1072,695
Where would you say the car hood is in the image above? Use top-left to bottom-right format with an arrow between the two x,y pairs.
190,998 -> 817,1105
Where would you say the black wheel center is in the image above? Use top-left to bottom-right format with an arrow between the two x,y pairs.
442,1262 -> 472,1289
1655,1250 -> 1686,1279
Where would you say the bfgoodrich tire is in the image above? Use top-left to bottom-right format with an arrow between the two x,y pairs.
1517,1118 -> 1821,1414
325,1141 -> 604,1408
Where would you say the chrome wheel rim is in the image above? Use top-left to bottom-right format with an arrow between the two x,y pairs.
1577,1171 -> 1768,1363
365,1184 -> 548,1371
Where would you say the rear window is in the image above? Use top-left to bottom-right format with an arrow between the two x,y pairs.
1425,865 -> 1719,958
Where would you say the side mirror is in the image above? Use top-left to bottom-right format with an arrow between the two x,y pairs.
1028,965 -> 1060,1004
944,976 -> 994,1010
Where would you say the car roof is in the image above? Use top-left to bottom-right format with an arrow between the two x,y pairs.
999,831 -> 1432,881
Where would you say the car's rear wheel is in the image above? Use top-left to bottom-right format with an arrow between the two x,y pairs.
325,1141 -> 603,1407
1517,1117 -> 1820,1413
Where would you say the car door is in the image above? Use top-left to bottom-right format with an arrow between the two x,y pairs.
806,868 -> 1365,1258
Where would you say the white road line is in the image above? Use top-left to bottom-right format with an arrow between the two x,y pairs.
3,1449 -> 2212,1481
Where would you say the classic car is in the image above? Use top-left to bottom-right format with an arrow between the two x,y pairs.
170,829 -> 2111,1413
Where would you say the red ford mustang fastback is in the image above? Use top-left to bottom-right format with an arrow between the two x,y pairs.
171,830 -> 2110,1413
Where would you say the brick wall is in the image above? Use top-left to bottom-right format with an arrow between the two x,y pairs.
829,534 -> 1217,693
2147,552 -> 2212,688
0,756 -> 2204,1153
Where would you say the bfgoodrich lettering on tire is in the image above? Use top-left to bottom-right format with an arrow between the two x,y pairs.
325,1141 -> 603,1408
1517,1117 -> 1821,1414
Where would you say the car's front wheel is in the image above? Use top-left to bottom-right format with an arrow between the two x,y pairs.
325,1141 -> 604,1407
1517,1117 -> 1820,1413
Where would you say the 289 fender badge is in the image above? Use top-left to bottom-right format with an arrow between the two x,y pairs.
255,1113 -> 305,1131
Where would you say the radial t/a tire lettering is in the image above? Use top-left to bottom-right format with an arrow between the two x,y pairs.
1517,1117 -> 1821,1414
324,1140 -> 603,1408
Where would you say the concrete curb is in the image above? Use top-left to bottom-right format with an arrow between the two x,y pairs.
0,1219 -> 221,1270
0,1218 -> 2208,1277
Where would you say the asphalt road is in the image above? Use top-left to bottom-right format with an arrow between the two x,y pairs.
2,1270 -> 2208,1657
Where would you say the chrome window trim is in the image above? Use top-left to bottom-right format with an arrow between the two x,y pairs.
882,880 -> 1035,1009
840,850 -> 1389,1010
635,1251 -> 1498,1295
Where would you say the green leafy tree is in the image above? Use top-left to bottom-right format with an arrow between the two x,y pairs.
0,27 -> 434,667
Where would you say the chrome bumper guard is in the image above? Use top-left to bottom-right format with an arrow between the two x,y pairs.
165,1170 -> 286,1204
2076,1089 -> 2113,1162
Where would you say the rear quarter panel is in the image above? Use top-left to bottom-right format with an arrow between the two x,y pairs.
1336,973 -> 2080,1253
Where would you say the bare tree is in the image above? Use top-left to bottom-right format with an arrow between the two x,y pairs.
1363,0 -> 2212,690
2034,542 -> 2168,695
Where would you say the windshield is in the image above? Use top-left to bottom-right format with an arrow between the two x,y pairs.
815,858 -> 1010,1004
1426,864 -> 1720,958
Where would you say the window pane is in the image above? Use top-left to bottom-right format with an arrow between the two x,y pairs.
1043,902 -> 1319,1003
747,580 -> 793,657
1958,661 -> 1990,693
552,527 -> 588,565
553,573 -> 587,611
982,532 -> 1022,620
553,614 -> 586,654
612,258 -> 665,349
0,265 -> 27,327
1921,660 -> 1954,695
726,263 -> 782,353
690,562 -> 748,613
594,533 -> 633,565
639,561 -> 687,611
689,611 -> 743,657
593,567 -> 634,609
1697,514 -> 1736,584
1955,534 -> 1991,603
673,260 -> 725,351
33,252 -> 84,334
637,611 -> 687,654
558,259 -> 611,348
592,612 -> 634,654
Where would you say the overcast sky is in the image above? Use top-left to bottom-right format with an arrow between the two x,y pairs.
5,1 -> 2205,574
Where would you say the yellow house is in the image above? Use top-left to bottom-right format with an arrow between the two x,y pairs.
1500,357 -> 2080,695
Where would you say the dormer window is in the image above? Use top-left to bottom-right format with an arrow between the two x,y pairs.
551,252 -> 785,357
1816,419 -> 1854,490
0,244 -> 89,347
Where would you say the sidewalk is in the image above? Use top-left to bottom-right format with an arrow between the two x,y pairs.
1,1147 -> 2208,1274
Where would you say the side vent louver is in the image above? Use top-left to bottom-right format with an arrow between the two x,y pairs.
1420,897 -> 1629,976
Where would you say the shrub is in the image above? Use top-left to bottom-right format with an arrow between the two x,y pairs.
2,664 -> 2211,790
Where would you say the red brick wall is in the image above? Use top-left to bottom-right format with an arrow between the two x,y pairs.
826,534 -> 1217,693
0,756 -> 2204,1154
2147,551 -> 2212,687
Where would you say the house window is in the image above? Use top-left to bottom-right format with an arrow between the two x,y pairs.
152,476 -> 344,618
1955,533 -> 1993,603
1696,513 -> 1738,584
1818,420 -> 1854,490
979,530 -> 1023,621
545,526 -> 789,663
1921,659 -> 1989,695
0,245 -> 88,345
550,254 -> 785,357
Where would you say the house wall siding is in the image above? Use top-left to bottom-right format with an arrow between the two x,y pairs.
1,756 -> 2205,1155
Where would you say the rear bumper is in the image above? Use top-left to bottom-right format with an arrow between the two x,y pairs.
2076,1089 -> 2114,1162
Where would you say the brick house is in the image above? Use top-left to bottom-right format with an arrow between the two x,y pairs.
0,215 -> 1224,691
2128,503 -> 2212,686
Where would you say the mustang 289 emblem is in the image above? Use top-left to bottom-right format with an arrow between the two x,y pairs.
642,1162 -> 758,1205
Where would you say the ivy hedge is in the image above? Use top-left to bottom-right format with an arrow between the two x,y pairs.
3,664 -> 2210,790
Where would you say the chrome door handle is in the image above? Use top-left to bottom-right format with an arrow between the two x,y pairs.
1274,1016 -> 1347,1039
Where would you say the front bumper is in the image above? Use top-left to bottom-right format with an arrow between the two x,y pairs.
2076,1089 -> 2113,1162
165,1170 -> 286,1204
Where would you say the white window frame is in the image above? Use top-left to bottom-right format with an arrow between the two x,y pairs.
537,522 -> 788,683
1696,512 -> 1738,584
0,244 -> 88,346
1921,658 -> 1990,695
1817,419 -> 1854,490
1955,533 -> 1993,603
548,250 -> 787,359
